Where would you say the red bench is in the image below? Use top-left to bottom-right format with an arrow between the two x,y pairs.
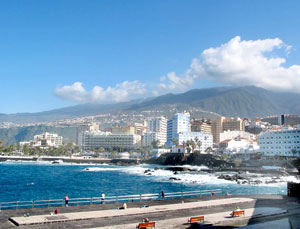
136,221 -> 156,229
188,216 -> 204,223
232,210 -> 245,217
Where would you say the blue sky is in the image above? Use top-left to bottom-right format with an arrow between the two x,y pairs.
1,0 -> 300,113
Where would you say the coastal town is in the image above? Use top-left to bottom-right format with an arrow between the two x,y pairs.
1,112 -> 300,173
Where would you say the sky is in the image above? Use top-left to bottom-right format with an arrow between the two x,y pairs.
1,0 -> 300,114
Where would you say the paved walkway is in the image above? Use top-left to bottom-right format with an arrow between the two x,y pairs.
10,197 -> 254,226
94,207 -> 287,229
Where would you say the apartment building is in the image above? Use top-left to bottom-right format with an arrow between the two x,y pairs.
76,122 -> 99,146
34,132 -> 63,147
143,132 -> 167,147
258,126 -> 300,157
112,126 -> 135,135
175,132 -> 213,153
191,119 -> 212,134
167,112 -> 190,145
211,117 -> 244,144
83,131 -> 141,150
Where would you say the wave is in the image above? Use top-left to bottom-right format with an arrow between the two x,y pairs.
119,164 -> 300,187
82,167 -> 122,172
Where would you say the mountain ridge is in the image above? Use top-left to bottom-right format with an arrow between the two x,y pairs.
1,86 -> 300,123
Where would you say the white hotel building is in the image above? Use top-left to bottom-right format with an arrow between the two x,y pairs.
258,126 -> 300,157
175,132 -> 213,153
144,117 -> 167,147
83,131 -> 141,150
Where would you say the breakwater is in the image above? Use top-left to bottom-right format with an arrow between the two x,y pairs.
0,156 -> 139,164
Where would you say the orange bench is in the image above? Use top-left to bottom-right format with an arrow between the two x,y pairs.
188,216 -> 204,223
136,221 -> 156,229
232,210 -> 245,217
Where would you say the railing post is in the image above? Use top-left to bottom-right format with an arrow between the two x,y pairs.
32,201 -> 34,208
90,197 -> 92,205
62,199 -> 64,206
16,201 -> 18,209
116,196 -> 118,203
48,200 -> 50,207
140,194 -> 142,202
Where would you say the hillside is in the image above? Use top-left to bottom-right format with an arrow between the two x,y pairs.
1,86 -> 300,123
0,125 -> 76,145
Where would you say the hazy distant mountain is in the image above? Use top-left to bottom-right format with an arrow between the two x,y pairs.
1,86 -> 300,124
128,86 -> 300,118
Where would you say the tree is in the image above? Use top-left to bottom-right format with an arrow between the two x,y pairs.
190,140 -> 196,153
151,139 -> 160,148
172,138 -> 179,146
194,137 -> 202,152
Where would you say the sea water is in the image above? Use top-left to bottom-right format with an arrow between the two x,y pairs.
0,162 -> 298,203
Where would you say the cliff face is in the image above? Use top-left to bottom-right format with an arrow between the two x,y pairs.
147,153 -> 233,168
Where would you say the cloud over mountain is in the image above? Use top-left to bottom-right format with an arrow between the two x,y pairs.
55,36 -> 300,104
160,36 -> 300,92
55,81 -> 146,103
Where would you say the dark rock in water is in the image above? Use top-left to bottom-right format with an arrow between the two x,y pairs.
173,171 -> 178,175
242,181 -> 248,184
146,173 -> 152,176
145,153 -> 233,168
144,169 -> 152,173
169,177 -> 181,181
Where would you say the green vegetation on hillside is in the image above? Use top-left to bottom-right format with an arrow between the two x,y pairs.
0,125 -> 76,145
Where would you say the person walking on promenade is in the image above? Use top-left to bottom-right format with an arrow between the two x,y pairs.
101,193 -> 105,203
161,190 -> 165,199
64,194 -> 69,207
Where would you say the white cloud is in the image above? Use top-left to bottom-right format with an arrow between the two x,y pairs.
55,36 -> 300,104
160,36 -> 300,92
55,80 -> 146,103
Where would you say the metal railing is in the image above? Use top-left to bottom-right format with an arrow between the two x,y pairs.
0,189 -> 222,210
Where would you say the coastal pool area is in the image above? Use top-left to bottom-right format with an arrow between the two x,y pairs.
0,162 -> 295,203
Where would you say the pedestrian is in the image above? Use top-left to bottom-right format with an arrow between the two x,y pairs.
64,194 -> 69,207
101,193 -> 105,203
161,190 -> 165,199
55,207 -> 60,214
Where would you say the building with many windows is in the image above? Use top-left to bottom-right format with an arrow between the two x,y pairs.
144,117 -> 167,146
76,122 -> 99,146
83,131 -> 141,151
143,131 -> 166,147
167,112 -> 190,145
211,117 -> 245,144
191,119 -> 212,134
258,126 -> 300,157
175,132 -> 213,153
20,132 -> 63,148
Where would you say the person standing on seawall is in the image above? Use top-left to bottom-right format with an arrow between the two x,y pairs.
65,194 -> 69,207
161,190 -> 165,199
101,193 -> 105,203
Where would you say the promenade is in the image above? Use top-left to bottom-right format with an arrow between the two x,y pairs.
1,195 -> 300,228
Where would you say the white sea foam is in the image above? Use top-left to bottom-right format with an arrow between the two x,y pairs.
119,164 -> 300,187
82,167 -> 122,172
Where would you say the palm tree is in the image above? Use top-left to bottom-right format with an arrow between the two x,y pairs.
190,140 -> 196,153
194,137 -> 202,152
172,138 -> 179,146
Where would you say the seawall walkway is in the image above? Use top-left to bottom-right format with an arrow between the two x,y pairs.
1,195 -> 300,228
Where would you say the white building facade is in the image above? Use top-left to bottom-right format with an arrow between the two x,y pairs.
175,132 -> 213,153
34,132 -> 63,147
144,116 -> 167,146
167,112 -> 190,145
83,131 -> 141,150
143,132 -> 166,147
258,126 -> 300,157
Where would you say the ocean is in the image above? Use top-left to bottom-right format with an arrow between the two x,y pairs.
0,161 -> 298,203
